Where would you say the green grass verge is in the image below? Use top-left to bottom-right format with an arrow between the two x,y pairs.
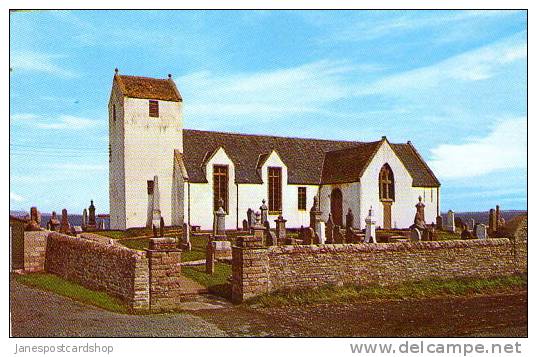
181,263 -> 232,299
436,230 -> 462,240
117,234 -> 210,262
15,273 -> 129,314
247,275 -> 527,307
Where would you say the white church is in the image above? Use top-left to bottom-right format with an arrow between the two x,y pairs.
108,70 -> 441,231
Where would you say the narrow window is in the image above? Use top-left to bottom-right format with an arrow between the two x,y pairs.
298,187 -> 307,210
149,100 -> 159,117
268,167 -> 282,213
213,165 -> 228,213
147,180 -> 154,195
379,164 -> 395,201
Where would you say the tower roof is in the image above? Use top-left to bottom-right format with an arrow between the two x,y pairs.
114,72 -> 182,102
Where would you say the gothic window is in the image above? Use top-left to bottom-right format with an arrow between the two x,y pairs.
149,100 -> 159,117
213,165 -> 228,213
298,187 -> 307,210
268,167 -> 282,213
379,164 -> 395,201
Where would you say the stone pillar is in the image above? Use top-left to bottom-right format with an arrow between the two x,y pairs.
59,209 -> 70,234
82,208 -> 88,229
446,210 -> 455,233
146,237 -> 181,312
260,199 -> 268,225
275,215 -> 287,243
88,200 -> 96,227
231,236 -> 269,304
495,205 -> 501,230
488,209 -> 497,236
365,207 -> 377,243
309,196 -> 322,239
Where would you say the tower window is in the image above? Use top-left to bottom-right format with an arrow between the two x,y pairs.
213,165 -> 228,213
268,167 -> 282,213
298,187 -> 307,210
149,100 -> 159,117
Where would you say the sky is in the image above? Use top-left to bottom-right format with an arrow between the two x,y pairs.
9,10 -> 527,214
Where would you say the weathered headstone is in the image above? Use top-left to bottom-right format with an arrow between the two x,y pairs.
365,206 -> 377,243
213,198 -> 226,240
346,208 -> 354,228
252,211 -> 265,244
446,210 -> 455,233
159,217 -> 165,237
242,219 -> 248,231
325,214 -> 334,243
181,223 -> 191,251
468,219 -> 475,232
411,196 -> 426,230
248,208 -> 256,231
82,208 -> 88,228
275,215 -> 287,243
46,211 -> 60,231
476,224 -> 488,239
410,227 -> 421,242
488,208 -> 497,234
496,205 -> 501,229
26,206 -> 41,231
309,196 -> 322,240
460,225 -> 472,240
345,208 -> 356,242
59,208 -> 70,234
333,225 -> 344,244
266,230 -> 277,246
260,199 -> 268,225
435,215 -> 443,230
84,200 -> 97,231
303,227 -> 316,245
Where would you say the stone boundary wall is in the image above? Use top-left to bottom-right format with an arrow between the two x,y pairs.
232,238 -> 527,303
23,231 -> 49,272
45,232 -> 150,311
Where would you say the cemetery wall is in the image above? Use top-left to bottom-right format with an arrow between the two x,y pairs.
23,231 -> 49,272
232,238 -> 523,303
45,232 -> 150,311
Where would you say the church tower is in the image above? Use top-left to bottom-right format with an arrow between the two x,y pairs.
109,69 -> 183,230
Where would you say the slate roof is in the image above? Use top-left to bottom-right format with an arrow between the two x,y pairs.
114,74 -> 182,102
182,129 -> 440,187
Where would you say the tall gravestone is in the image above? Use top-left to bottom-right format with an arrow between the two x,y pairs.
275,215 -> 287,244
318,221 -> 326,244
309,196 -> 322,240
260,199 -> 268,225
181,223 -> 191,251
325,214 -> 334,244
59,208 -> 70,234
151,176 -> 162,230
87,200 -> 97,230
496,205 -> 501,229
435,215 -> 443,230
488,208 -> 497,234
476,224 -> 488,239
47,211 -> 60,231
246,208 -> 254,229
346,208 -> 354,228
213,198 -> 226,240
26,206 -> 41,231
365,207 -> 377,243
82,208 -> 88,229
345,208 -> 356,243
446,210 -> 455,233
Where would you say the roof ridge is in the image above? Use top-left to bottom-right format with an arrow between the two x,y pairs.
183,128 -> 368,145
117,74 -> 170,81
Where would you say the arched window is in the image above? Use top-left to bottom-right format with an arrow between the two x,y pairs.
379,164 -> 395,201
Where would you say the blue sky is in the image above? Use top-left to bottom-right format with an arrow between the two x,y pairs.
10,10 -> 527,214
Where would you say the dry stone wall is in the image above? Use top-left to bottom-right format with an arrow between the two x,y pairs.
45,232 -> 150,311
232,238 -> 526,303
23,231 -> 49,272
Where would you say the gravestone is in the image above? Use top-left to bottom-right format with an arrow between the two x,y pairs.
26,206 -> 41,231
468,219 -> 475,232
82,208 -> 88,228
410,228 -> 421,242
303,227 -> 316,245
260,199 -> 268,225
435,215 -> 443,230
181,223 -> 191,251
275,215 -> 287,243
59,208 -> 70,234
213,198 -> 226,240
365,206 -> 377,243
47,211 -> 60,231
476,224 -> 488,239
488,209 -> 497,234
346,208 -> 354,228
446,210 -> 455,233
248,209 -> 256,231
496,205 -> 501,229
411,196 -> 426,230
333,225 -> 344,244
252,211 -> 265,244
309,196 -> 322,239
325,214 -> 334,244
242,219 -> 248,231
266,230 -> 277,246
460,225 -> 472,240
319,221 -> 326,244
159,217 -> 165,237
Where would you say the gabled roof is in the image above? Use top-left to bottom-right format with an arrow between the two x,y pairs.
182,129 -> 440,187
320,141 -> 383,184
114,72 -> 182,102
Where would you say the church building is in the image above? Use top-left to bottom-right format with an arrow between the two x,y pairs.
108,70 -> 441,231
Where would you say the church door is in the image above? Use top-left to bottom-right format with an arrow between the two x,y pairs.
330,188 -> 343,226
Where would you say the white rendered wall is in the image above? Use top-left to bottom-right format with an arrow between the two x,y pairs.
319,182 -> 361,228
359,141 -> 416,229
109,83 -> 126,230
121,96 -> 183,229
412,186 -> 439,225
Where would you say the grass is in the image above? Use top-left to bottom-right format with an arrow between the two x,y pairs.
181,263 -> 232,299
15,273 -> 129,314
435,230 -> 462,241
247,274 -> 527,307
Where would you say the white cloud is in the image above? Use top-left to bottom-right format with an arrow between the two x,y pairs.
428,117 -> 526,179
36,115 -> 98,130
358,34 -> 526,96
10,192 -> 26,202
11,113 -> 39,121
11,50 -> 78,78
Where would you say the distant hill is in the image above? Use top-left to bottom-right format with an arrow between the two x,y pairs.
441,210 -> 527,225
10,210 -> 110,230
